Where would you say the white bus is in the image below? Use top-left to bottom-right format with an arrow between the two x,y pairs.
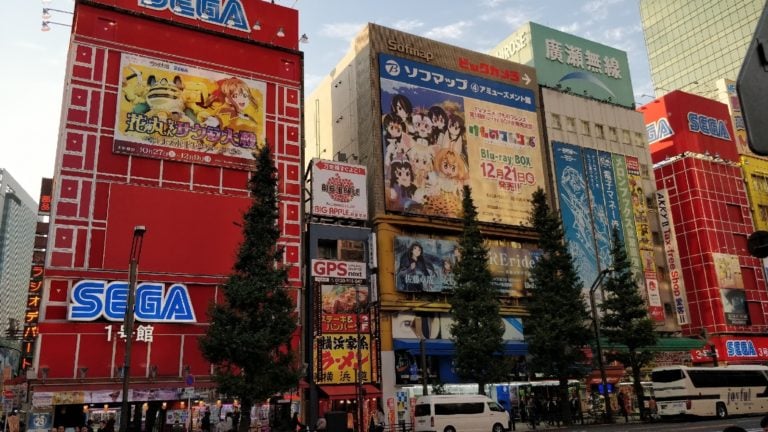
651,365 -> 768,418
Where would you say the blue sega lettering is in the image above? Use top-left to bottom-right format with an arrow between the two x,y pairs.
687,112 -> 731,141
139,0 -> 250,33
726,340 -> 757,357
68,280 -> 196,323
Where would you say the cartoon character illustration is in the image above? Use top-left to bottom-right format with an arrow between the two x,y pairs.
390,94 -> 414,134
180,80 -> 213,124
433,147 -> 469,195
428,106 -> 448,146
411,111 -> 433,146
406,143 -> 433,190
438,113 -> 467,155
397,242 -> 435,292
121,67 -> 148,113
143,75 -> 186,122
416,148 -> 468,216
389,159 -> 417,209
197,77 -> 264,153
383,113 -> 412,168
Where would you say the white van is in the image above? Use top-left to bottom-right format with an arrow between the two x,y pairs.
414,395 -> 509,432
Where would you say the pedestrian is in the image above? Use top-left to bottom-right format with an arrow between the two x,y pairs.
761,415 -> 768,432
290,413 -> 304,432
232,407 -> 241,432
375,406 -> 386,432
617,391 -> 628,423
201,410 -> 211,432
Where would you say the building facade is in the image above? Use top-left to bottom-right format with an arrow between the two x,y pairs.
26,0 -> 304,429
641,91 -> 768,364
639,0 -> 764,97
0,169 -> 38,375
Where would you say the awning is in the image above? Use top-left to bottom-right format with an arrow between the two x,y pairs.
597,337 -> 706,352
587,367 -> 625,385
393,338 -> 527,356
318,384 -> 381,400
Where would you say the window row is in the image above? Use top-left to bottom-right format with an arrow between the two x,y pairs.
549,114 -> 646,146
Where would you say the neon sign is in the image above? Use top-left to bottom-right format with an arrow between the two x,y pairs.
68,280 -> 196,323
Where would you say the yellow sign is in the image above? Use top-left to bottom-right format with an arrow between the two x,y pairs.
314,334 -> 375,384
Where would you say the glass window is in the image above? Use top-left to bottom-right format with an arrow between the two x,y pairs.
608,126 -> 618,141
595,124 -> 605,139
622,129 -> 631,143
566,117 -> 577,132
551,114 -> 562,129
581,120 -> 591,136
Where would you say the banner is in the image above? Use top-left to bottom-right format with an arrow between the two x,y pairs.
393,236 -> 537,296
583,148 -> 612,269
597,151 -> 624,246
114,53 -> 266,170
315,334 -> 374,384
379,53 -> 544,225
656,189 -> 690,325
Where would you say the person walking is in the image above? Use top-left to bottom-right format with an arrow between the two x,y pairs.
617,391 -> 628,423
201,410 -> 211,432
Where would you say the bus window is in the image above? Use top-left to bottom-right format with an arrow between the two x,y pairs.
650,369 -> 685,383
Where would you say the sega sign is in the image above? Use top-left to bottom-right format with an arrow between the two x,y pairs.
138,0 -> 251,33
646,118 -> 674,144
726,340 -> 758,358
688,112 -> 731,141
311,260 -> 366,279
68,280 -> 196,322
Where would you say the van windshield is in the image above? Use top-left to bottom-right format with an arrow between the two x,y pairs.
414,404 -> 431,417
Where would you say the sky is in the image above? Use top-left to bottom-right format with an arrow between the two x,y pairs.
0,0 -> 653,201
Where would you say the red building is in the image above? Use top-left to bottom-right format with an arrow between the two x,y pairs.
641,91 -> 768,365
31,0 -> 303,427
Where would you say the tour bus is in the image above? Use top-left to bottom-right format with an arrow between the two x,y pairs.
414,395 -> 509,432
651,365 -> 768,418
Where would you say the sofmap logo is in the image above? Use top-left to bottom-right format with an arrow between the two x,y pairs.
138,0 -> 250,33
68,280 -> 196,322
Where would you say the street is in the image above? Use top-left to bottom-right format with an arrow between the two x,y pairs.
508,415 -> 767,432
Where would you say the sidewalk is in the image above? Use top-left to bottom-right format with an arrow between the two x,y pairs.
507,416 -> 647,431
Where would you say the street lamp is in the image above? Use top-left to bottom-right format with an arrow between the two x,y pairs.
588,267 -> 614,423
119,226 -> 146,432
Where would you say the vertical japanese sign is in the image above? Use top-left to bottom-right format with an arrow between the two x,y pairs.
583,148 -> 612,269
597,151 -> 624,245
311,259 -> 374,384
656,189 -> 690,325
379,53 -> 544,226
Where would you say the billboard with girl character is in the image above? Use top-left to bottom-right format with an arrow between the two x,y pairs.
114,53 -> 266,170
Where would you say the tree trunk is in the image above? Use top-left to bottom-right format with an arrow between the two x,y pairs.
559,378 -> 572,426
239,399 -> 252,432
630,353 -> 645,420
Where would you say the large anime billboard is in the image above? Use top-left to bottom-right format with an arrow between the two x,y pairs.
379,53 -> 543,226
114,53 -> 266,170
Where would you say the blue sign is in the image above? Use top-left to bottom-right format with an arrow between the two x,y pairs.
688,112 -> 731,141
68,280 -> 196,323
139,0 -> 251,33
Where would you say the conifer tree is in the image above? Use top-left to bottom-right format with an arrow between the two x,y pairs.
600,227 -> 658,420
525,188 -> 590,425
450,186 -> 510,395
199,145 -> 301,432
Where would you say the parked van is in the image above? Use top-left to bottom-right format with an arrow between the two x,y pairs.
414,395 -> 508,432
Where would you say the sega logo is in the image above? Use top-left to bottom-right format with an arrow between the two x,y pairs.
311,260 -> 366,279
68,280 -> 196,323
688,112 -> 731,141
646,118 -> 674,144
726,340 -> 757,357
139,0 -> 250,33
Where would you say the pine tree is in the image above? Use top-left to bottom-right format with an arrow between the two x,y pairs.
450,186 -> 510,395
600,226 -> 658,420
525,188 -> 590,425
199,145 -> 301,432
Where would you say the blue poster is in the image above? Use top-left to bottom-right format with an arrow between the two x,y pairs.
598,150 -> 624,247
552,142 -> 597,288
583,148 -> 612,270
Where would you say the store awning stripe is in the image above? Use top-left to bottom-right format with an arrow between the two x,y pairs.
393,338 -> 527,356
596,337 -> 707,352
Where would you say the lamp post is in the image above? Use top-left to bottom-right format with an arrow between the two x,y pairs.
119,226 -> 146,432
588,267 -> 613,423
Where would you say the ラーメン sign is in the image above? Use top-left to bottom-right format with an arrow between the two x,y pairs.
68,280 -> 196,323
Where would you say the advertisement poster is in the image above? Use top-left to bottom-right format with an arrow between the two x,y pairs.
712,253 -> 744,289
114,53 -> 267,170
583,148 -> 612,269
597,151 -> 624,246
311,160 -> 368,220
393,236 -> 537,296
320,285 -> 370,333
611,155 -> 643,279
721,289 -> 748,325
315,334 -> 374,384
656,189 -> 690,325
552,142 -> 598,289
379,53 -> 543,225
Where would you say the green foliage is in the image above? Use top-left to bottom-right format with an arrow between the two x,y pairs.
524,188 -> 590,425
449,186 -> 509,394
599,227 -> 658,419
199,145 -> 301,426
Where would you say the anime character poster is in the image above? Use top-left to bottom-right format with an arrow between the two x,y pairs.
379,53 -> 543,225
114,53 -> 267,170
721,288 -> 748,325
552,142 -> 598,290
583,148 -> 612,270
394,236 -> 458,292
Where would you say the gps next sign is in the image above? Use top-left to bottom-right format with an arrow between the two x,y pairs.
640,90 -> 738,164
311,259 -> 366,281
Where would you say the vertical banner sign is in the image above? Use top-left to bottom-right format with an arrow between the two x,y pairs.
583,148 -> 612,270
656,189 -> 690,325
721,79 -> 749,154
552,142 -> 598,289
625,156 -> 664,322
597,151 -> 624,246
712,253 -> 748,325
378,53 -> 544,226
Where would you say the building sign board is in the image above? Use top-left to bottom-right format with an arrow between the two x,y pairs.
310,159 -> 368,220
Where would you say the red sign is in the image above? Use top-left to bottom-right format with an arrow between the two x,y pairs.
3,390 -> 13,398
691,336 -> 768,363
311,259 -> 366,279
